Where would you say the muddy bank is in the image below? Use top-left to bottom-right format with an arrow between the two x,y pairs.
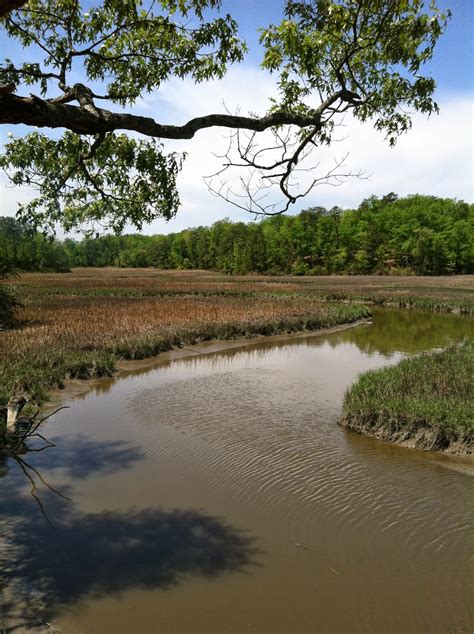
340,341 -> 474,456
55,318 -> 372,403
339,415 -> 474,456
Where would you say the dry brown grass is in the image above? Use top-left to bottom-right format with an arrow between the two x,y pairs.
1,269 -> 379,406
9,294 -> 341,350
11,268 -> 474,303
1,268 -> 473,407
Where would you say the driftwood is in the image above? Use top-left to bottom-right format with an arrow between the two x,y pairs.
1,389 -> 71,525
2,404 -> 68,452
1,384 -> 69,451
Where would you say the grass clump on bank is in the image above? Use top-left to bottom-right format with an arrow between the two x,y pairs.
340,341 -> 474,454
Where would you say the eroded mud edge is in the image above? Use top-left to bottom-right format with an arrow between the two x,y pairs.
339,414 -> 473,456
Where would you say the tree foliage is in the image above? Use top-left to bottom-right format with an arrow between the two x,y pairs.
0,0 -> 450,231
2,195 -> 471,276
0,217 -> 24,329
0,215 -> 70,272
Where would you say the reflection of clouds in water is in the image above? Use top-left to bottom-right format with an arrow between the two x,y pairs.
127,337 -> 394,430
124,335 -> 337,390
301,341 -> 404,373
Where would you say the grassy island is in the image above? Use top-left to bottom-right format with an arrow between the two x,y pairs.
340,341 -> 474,454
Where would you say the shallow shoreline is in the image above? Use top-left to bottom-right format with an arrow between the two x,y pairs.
50,317 -> 473,462
57,318 -> 371,402
339,416 -> 474,457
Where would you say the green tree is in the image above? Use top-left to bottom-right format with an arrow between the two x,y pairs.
0,215 -> 70,272
0,217 -> 21,327
193,227 -> 212,270
0,0 -> 449,231
2,194 -> 472,276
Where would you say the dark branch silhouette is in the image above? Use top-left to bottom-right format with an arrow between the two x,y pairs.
0,89 -> 349,138
0,1 -> 450,223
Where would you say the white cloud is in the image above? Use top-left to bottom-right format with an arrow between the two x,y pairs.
332,93 -> 474,206
1,64 -> 472,235
145,71 -> 473,233
0,175 -> 35,216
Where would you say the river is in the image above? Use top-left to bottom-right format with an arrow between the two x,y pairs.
1,309 -> 473,633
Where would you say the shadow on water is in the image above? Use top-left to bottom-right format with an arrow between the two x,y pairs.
0,432 -> 147,523
25,433 -> 146,479
0,444 -> 261,632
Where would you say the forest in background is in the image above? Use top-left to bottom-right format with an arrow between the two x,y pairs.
1,194 -> 473,276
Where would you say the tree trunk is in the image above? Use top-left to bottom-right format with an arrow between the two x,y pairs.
0,0 -> 27,17
6,405 -> 19,434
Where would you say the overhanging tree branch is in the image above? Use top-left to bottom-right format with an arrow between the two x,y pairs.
0,0 -> 27,17
0,90 -> 349,138
0,0 -> 451,230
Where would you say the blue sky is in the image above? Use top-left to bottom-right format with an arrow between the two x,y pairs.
234,0 -> 473,88
0,1 -> 473,235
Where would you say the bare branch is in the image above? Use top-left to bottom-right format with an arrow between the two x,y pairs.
13,455 -> 72,528
205,121 -> 368,217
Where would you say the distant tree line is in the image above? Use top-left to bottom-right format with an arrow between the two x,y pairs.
0,216 -> 70,274
1,195 -> 473,276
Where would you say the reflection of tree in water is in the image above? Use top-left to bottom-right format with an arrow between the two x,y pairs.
0,452 -> 7,479
10,453 -> 72,528
328,309 -> 474,356
0,437 -> 260,632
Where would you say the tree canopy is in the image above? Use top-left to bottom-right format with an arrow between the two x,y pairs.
0,0 -> 450,232
2,195 -> 472,276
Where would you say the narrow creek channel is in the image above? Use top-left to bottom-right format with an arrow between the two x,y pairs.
1,309 -> 473,633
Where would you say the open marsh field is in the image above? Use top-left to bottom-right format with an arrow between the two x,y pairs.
0,268 -> 379,405
9,268 -> 474,308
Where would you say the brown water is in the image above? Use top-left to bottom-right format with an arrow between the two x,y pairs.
1,309 -> 473,633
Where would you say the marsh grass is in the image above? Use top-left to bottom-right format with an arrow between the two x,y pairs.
0,286 -> 21,329
8,269 -> 474,300
341,342 -> 474,451
2,268 -> 473,410
0,284 -> 369,406
325,293 -> 474,314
